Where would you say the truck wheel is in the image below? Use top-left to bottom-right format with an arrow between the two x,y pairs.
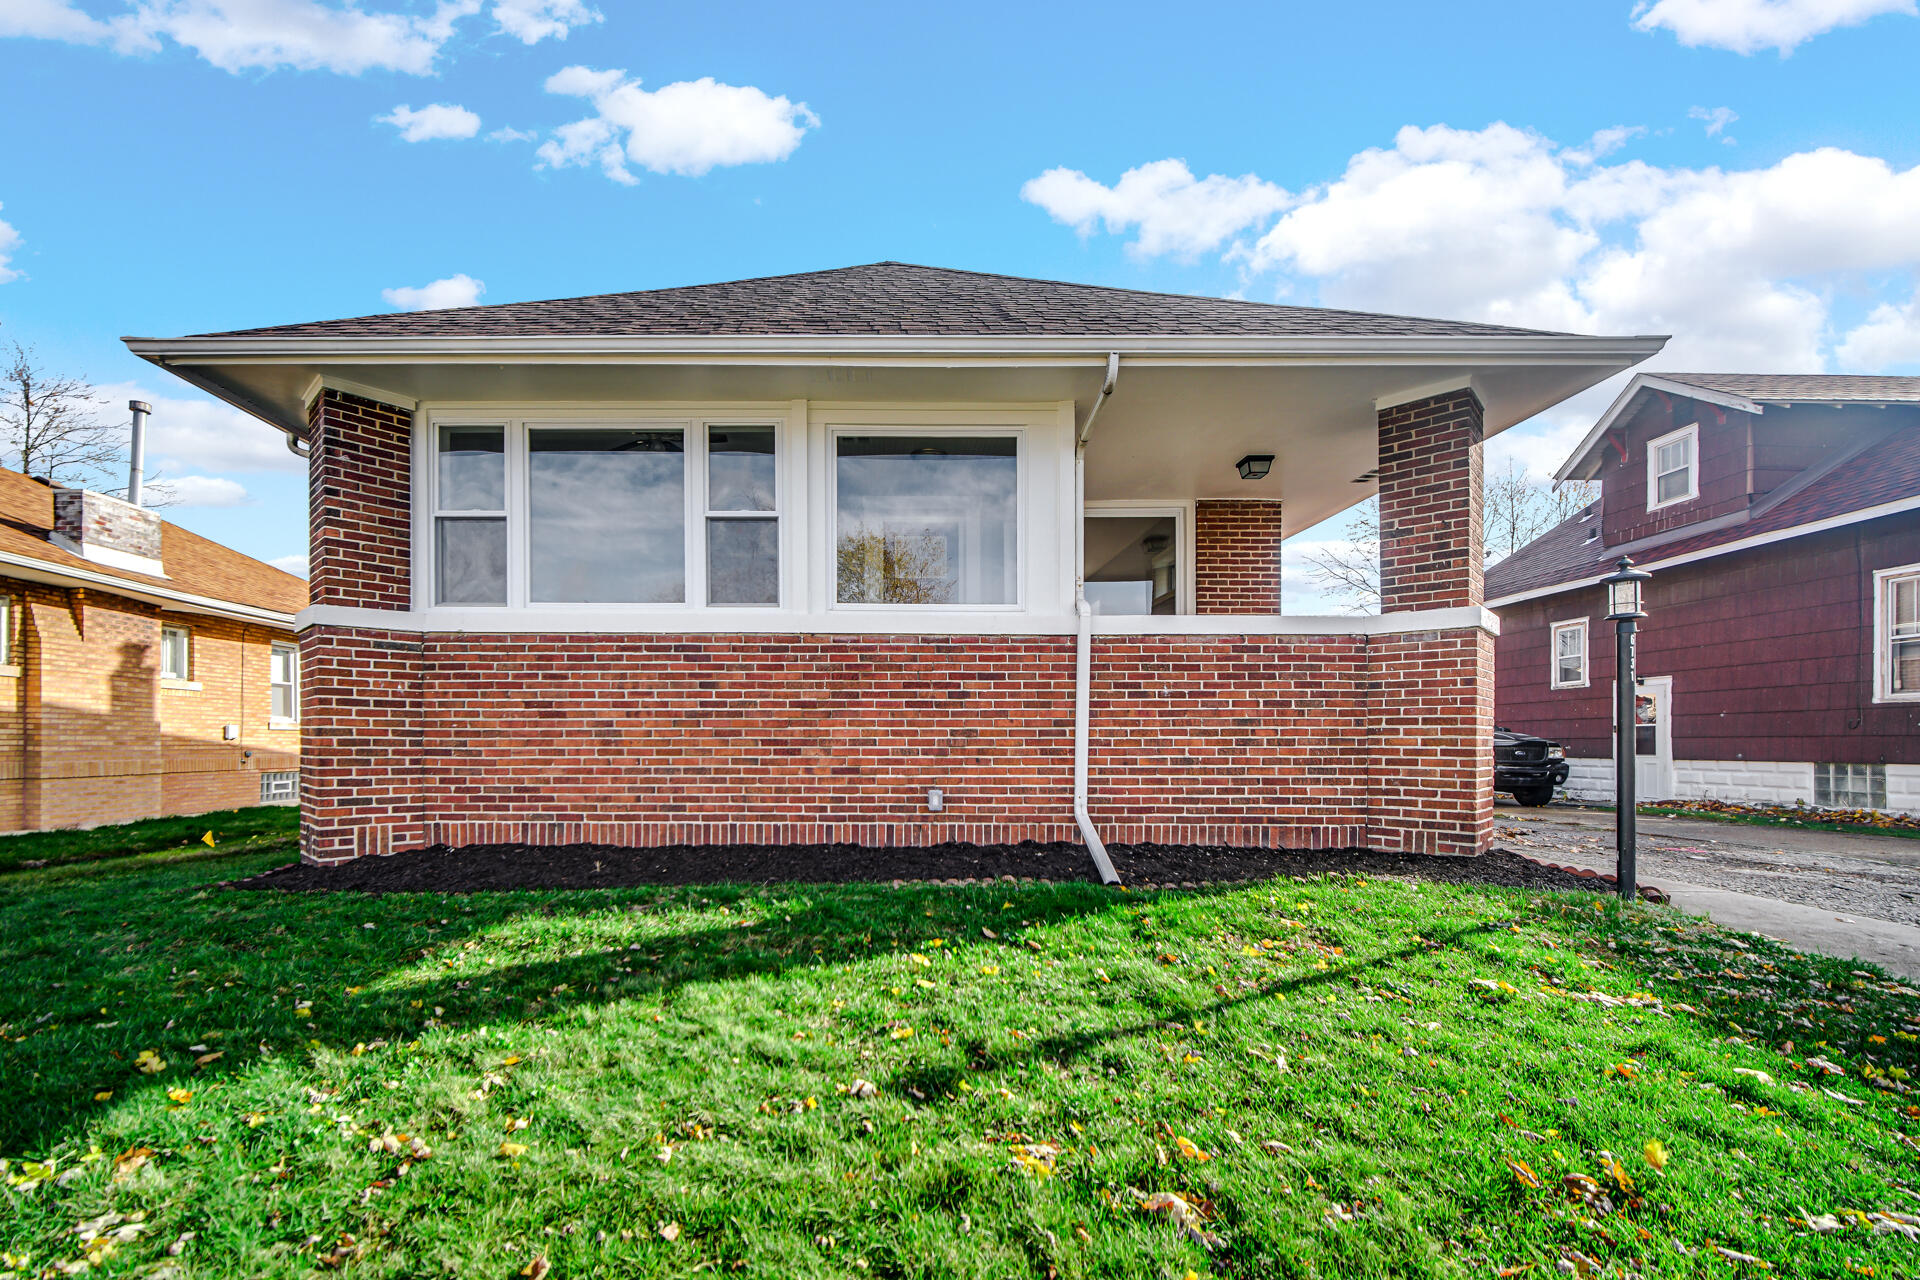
1512,785 -> 1555,807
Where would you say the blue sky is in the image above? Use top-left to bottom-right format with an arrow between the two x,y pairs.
3,0 -> 1919,604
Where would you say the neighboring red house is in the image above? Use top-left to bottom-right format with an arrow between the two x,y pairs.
1488,373 -> 1920,814
0,467 -> 305,830
127,263 -> 1661,867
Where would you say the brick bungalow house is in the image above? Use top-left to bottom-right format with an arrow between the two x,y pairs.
126,263 -> 1662,869
0,467 -> 305,830
1487,373 -> 1920,814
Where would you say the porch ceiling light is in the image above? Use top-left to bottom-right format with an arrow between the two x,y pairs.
1603,556 -> 1650,620
1235,453 -> 1274,481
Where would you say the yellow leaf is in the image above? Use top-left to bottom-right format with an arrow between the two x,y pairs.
166,1088 -> 193,1105
1643,1139 -> 1668,1170
889,1025 -> 915,1040
497,1142 -> 529,1159
1505,1156 -> 1542,1188
1173,1135 -> 1211,1162
201,831 -> 216,847
92,1090 -> 112,1102
980,965 -> 1000,976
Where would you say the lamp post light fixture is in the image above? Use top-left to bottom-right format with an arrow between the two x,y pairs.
1235,453 -> 1274,481
1603,556 -> 1651,901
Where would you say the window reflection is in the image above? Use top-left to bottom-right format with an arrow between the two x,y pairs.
1084,515 -> 1177,615
835,436 -> 1017,606
530,428 -> 685,603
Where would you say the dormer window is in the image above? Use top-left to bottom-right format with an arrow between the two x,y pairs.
1647,424 -> 1698,511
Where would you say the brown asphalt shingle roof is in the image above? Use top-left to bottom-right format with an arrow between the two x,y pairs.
0,468 -> 305,616
192,261 -> 1570,341
1488,424 -> 1920,601
1655,373 -> 1920,404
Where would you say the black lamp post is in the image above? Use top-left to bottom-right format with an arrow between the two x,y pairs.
1603,556 -> 1651,901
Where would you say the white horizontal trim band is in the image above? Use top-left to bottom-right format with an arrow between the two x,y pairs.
1486,492 -> 1920,609
296,603 -> 1499,638
0,549 -> 298,628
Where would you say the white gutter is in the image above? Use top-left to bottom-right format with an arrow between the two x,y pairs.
0,548 -> 298,628
1074,353 -> 1122,887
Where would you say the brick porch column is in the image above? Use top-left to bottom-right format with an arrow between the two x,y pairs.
301,387 -> 424,863
1369,385 -> 1492,855
1194,500 -> 1283,613
1377,387 -> 1484,611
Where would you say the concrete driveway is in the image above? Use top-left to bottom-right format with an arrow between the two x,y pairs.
1495,803 -> 1920,979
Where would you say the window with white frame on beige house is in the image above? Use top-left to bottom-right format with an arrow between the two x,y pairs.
270,642 -> 299,723
1879,564 -> 1920,703
160,625 -> 191,680
1550,618 -> 1588,688
1646,424 -> 1698,511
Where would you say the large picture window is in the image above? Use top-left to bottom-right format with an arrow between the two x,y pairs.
1879,564 -> 1920,702
834,434 -> 1018,606
529,427 -> 685,604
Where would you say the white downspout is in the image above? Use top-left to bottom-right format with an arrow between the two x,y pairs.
1075,353 -> 1122,886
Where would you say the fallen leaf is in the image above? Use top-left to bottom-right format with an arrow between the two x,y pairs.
1173,1135 -> 1211,1162
497,1141 -> 529,1159
848,1079 -> 878,1099
1643,1139 -> 1668,1170
520,1258 -> 550,1279
659,1221 -> 682,1242
1505,1156 -> 1542,1189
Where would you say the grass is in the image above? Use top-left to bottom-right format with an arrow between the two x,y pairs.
5,852 -> 1920,1278
0,806 -> 299,873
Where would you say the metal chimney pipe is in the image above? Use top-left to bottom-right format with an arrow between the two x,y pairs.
127,400 -> 150,507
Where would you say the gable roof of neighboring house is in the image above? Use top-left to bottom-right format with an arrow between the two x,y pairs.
187,261 -> 1573,341
0,468 -> 305,623
1488,420 -> 1920,605
1556,371 -> 1920,483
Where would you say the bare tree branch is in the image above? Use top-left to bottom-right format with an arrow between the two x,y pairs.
0,339 -> 125,488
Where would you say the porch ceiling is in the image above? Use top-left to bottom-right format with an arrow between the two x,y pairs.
127,335 -> 1661,534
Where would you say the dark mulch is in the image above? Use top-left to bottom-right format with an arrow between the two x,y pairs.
233,839 -> 1605,895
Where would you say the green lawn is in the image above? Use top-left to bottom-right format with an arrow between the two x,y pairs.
0,806 -> 298,873
5,850 -> 1920,1278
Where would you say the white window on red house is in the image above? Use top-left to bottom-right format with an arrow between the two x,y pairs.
160,626 -> 191,680
834,435 -> 1018,606
435,425 -> 507,606
1884,567 -> 1920,700
1647,424 -> 1698,510
530,427 -> 686,603
1550,618 -> 1587,689
706,425 -> 778,606
270,643 -> 298,721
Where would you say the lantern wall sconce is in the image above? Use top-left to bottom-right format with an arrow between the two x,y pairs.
1235,454 -> 1275,481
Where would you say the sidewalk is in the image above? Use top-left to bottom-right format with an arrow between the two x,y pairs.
1650,878 -> 1920,981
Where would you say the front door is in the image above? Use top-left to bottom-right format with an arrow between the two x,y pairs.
1632,676 -> 1674,802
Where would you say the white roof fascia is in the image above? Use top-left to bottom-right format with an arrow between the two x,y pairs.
1553,373 -> 1765,484
0,549 -> 298,629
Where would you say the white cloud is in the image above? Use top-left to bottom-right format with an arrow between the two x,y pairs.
1631,0 -> 1916,54
94,381 -> 306,475
270,552 -> 310,576
163,474 -> 253,507
490,0 -> 597,42
0,206 -> 21,284
1837,289 -> 1920,368
381,273 -> 485,310
1688,105 -> 1739,140
380,102 -> 481,142
1030,125 -> 1920,374
488,125 -> 537,143
1020,159 -> 1291,259
537,66 -> 818,181
2,0 -> 592,74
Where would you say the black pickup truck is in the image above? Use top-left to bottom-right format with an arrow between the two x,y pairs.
1495,728 -> 1570,806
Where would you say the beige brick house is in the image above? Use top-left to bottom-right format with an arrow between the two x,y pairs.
0,467 -> 305,831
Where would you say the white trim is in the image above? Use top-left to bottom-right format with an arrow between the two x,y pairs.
1374,374 -> 1480,412
1874,561 -> 1920,705
1487,492 -> 1920,609
159,624 -> 192,681
1645,422 -> 1699,512
0,549 -> 296,628
1081,499 -> 1196,616
1549,617 -> 1588,688
300,373 -> 420,413
47,531 -> 168,578
270,640 -> 299,723
295,602 -> 1500,638
1555,373 -> 1763,484
160,678 -> 202,692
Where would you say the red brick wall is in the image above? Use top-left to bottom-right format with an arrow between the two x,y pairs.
308,389 -> 411,611
1194,500 -> 1283,613
298,628 -> 1492,864
1379,388 -> 1484,612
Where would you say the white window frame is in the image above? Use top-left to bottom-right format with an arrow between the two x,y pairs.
703,421 -> 783,608
1874,562 -> 1920,704
1646,423 -> 1699,512
429,421 -> 511,608
1082,500 -> 1196,616
0,595 -> 13,667
1549,617 -> 1588,689
270,641 -> 299,725
160,625 -> 192,681
825,422 -> 1027,614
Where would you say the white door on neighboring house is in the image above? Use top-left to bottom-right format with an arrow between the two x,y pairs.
1626,676 -> 1674,802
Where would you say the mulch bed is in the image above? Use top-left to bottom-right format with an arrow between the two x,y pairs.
234,839 -> 1608,896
